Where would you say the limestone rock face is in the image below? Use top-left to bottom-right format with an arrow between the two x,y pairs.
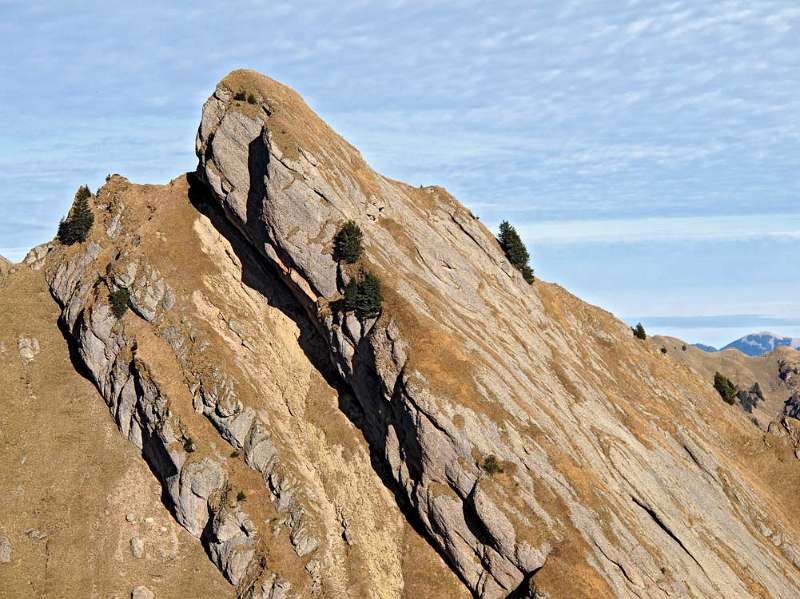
44,242 -> 286,594
17,69 -> 800,598
193,69 -> 800,598
0,263 -> 233,597
40,174 -> 465,598
0,255 -> 12,278
22,243 -> 53,270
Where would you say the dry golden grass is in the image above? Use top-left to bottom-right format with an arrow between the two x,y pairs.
72,173 -> 469,598
0,267 -> 231,598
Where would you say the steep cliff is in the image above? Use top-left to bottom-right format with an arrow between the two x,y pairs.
0,259 -> 232,598
39,174 -> 464,598
5,69 -> 800,598
189,70 -> 800,597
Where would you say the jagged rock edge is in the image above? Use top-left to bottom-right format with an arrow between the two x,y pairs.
45,244 -> 294,599
195,84 -> 547,597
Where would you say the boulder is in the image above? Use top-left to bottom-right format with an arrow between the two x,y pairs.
131,586 -> 154,599
130,536 -> 144,559
17,336 -> 40,362
0,535 -> 11,563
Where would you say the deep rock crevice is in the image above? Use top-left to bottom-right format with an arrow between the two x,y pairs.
188,172 -> 481,595
630,495 -> 707,578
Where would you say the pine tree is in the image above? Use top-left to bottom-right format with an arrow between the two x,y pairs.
343,278 -> 359,312
57,218 -> 76,245
334,220 -> 363,263
355,271 -> 382,319
482,455 -> 503,475
341,270 -> 382,320
71,187 -> 94,239
75,185 -> 91,203
713,372 -> 737,405
58,185 -> 94,245
109,287 -> 130,319
632,323 -> 647,340
497,221 -> 534,284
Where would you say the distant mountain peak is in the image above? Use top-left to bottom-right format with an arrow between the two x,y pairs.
720,332 -> 800,356
693,343 -> 718,352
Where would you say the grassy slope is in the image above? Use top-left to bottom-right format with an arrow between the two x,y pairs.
0,265 -> 232,598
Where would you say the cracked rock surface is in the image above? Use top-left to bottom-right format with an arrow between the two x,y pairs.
4,68 -> 800,599
192,69 -> 800,598
34,171 -> 465,598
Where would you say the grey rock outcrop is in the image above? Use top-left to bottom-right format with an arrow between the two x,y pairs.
194,69 -> 800,597
22,242 -> 52,270
781,358 -> 800,420
130,536 -> 144,559
160,322 -> 321,562
131,586 -> 154,599
111,257 -> 175,322
17,336 -> 40,362
785,394 -> 800,419
0,535 -> 11,563
45,244 -> 292,597
780,355 -> 800,390
0,255 -> 12,278
25,528 -> 47,541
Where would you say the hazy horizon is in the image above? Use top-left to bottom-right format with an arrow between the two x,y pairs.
1,1 -> 797,348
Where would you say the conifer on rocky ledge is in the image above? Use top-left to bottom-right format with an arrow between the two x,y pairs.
57,185 -> 94,245
497,220 -> 534,283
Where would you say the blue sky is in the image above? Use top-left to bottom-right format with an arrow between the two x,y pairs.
1,0 -> 798,347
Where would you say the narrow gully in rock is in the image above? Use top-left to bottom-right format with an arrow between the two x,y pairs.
186,172 -> 482,595
630,495 -> 708,578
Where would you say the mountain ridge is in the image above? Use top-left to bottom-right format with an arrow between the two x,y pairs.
2,69 -> 800,598
692,332 -> 800,357
655,334 -> 800,424
721,332 -> 800,356
191,69 -> 800,596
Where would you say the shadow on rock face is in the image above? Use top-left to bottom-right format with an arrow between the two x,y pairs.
245,134 -> 268,249
187,171 -> 334,385
55,308 -> 96,383
53,278 -> 181,525
186,170 -> 467,592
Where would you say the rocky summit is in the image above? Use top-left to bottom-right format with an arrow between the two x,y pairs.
2,69 -> 800,598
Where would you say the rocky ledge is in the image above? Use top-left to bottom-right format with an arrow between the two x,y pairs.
46,239 -> 294,598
